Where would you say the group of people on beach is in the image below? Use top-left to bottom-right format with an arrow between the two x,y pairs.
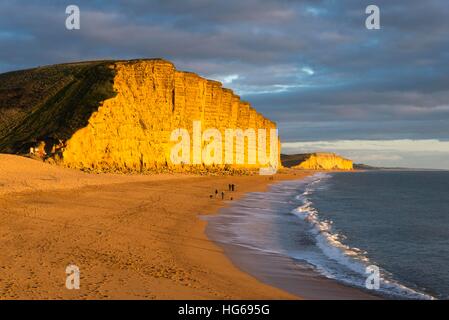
211,184 -> 236,201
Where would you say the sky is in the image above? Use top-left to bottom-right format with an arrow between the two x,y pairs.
0,0 -> 448,169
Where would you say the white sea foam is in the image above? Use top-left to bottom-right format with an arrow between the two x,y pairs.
291,173 -> 435,300
208,172 -> 436,299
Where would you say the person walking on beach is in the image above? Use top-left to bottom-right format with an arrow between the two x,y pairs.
221,191 -> 225,200
215,189 -> 218,197
228,184 -> 232,191
231,184 -> 235,192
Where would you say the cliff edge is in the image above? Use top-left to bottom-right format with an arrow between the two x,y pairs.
0,59 -> 278,173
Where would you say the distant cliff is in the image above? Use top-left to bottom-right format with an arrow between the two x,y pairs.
0,59 -> 278,173
281,153 -> 353,170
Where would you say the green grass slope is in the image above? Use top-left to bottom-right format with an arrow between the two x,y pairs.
0,61 -> 117,154
280,153 -> 311,168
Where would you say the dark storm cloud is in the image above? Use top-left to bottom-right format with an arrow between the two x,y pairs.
1,0 -> 448,144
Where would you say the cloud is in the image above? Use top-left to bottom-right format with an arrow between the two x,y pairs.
0,0 -> 448,167
282,139 -> 449,153
213,74 -> 240,84
301,67 -> 315,75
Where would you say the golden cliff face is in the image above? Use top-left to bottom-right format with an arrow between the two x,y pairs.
61,60 -> 278,172
293,153 -> 353,170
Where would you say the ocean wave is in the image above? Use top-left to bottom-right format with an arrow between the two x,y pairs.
291,173 -> 435,300
208,172 -> 436,299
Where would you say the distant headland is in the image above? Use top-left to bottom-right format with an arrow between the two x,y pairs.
281,153 -> 353,170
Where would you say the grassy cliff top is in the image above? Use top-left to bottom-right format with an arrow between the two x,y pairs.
0,59 -> 179,154
0,60 -> 120,153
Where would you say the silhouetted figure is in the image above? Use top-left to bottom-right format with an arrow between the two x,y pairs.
230,197 -> 233,201
228,184 -> 232,191
221,191 -> 225,200
215,189 -> 218,197
231,184 -> 235,192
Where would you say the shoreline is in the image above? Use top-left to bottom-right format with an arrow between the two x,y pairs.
205,174 -> 381,300
0,154 -> 376,299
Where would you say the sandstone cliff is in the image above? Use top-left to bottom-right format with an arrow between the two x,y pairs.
282,153 -> 353,170
0,59 -> 279,173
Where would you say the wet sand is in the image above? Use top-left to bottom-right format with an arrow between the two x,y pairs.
0,154 -> 376,299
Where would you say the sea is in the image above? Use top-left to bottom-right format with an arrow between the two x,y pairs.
206,171 -> 449,299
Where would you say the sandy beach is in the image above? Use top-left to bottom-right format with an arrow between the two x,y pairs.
0,154 -> 376,299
